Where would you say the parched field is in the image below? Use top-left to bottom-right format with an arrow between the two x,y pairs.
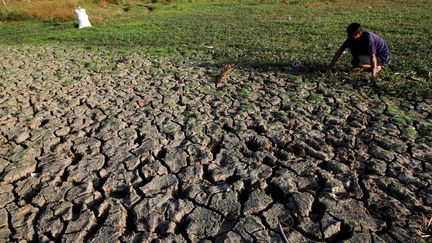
1,44 -> 431,242
1,1 -> 432,242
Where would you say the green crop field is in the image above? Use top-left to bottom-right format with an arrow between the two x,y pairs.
1,0 -> 431,98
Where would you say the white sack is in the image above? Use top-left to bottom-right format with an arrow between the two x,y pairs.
75,8 -> 92,29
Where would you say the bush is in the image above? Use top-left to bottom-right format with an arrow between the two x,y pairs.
0,6 -> 33,21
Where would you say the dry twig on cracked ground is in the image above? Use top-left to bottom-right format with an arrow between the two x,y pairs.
217,64 -> 236,84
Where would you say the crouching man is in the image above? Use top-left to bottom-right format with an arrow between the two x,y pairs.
329,22 -> 389,77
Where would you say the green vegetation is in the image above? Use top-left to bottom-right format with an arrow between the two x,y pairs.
1,0 -> 431,98
402,126 -> 417,137
238,90 -> 252,99
308,92 -> 321,101
417,121 -> 432,142
183,109 -> 200,118
104,116 -> 117,125
274,111 -> 289,122
241,103 -> 255,111
383,177 -> 398,188
386,105 -> 417,126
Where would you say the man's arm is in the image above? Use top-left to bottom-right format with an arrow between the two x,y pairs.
369,54 -> 378,77
329,46 -> 345,71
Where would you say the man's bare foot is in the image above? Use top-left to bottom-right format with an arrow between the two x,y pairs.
352,67 -> 364,72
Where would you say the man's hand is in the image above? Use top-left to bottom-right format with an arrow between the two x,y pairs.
329,47 -> 344,72
370,65 -> 382,77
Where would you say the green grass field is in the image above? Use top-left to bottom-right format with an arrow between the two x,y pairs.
1,0 -> 431,98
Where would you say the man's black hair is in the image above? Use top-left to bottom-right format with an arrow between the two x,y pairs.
347,23 -> 362,36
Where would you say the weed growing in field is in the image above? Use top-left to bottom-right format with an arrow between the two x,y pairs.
308,92 -> 321,101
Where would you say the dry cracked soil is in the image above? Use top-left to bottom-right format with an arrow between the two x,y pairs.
0,46 -> 431,242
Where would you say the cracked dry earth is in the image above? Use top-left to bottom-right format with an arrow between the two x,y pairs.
0,45 -> 431,243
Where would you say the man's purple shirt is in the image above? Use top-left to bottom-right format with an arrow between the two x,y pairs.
342,32 -> 389,62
